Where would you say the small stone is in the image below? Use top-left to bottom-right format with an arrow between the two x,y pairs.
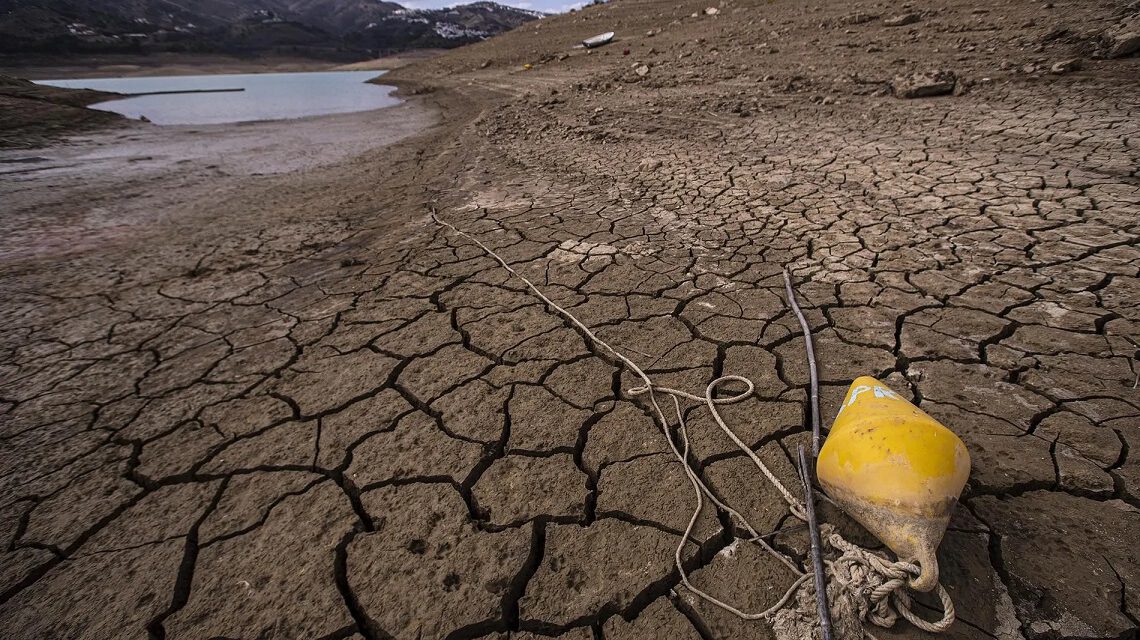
1022,63 -> 1038,74
1104,20 -> 1140,58
638,157 -> 663,172
1050,58 -> 1082,74
704,7 -> 719,15
891,69 -> 957,98
479,59 -> 491,69
645,29 -> 655,37
634,64 -> 649,76
839,11 -> 878,25
883,12 -> 920,27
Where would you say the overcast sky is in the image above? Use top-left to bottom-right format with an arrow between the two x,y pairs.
399,0 -> 589,14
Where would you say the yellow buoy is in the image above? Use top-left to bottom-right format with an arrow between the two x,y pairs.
817,376 -> 970,592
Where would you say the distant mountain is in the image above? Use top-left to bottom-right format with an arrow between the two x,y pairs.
0,0 -> 543,58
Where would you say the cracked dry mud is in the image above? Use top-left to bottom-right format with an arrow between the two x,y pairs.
2,0 -> 1139,638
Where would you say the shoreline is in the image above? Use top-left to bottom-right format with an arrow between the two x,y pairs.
0,88 -> 440,265
1,64 -> 408,149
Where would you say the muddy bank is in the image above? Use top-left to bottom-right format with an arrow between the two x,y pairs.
334,49 -> 446,72
0,97 -> 436,264
0,75 -> 123,149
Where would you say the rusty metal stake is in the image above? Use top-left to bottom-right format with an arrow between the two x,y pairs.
799,445 -> 833,640
783,271 -> 821,456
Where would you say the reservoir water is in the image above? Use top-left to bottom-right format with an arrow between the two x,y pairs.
38,71 -> 400,126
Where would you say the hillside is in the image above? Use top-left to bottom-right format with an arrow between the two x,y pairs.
0,0 -> 543,58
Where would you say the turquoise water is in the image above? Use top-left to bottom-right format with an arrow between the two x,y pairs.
38,71 -> 400,126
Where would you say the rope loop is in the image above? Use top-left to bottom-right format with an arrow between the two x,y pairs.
705,375 -> 756,404
894,584 -> 956,634
827,533 -> 956,634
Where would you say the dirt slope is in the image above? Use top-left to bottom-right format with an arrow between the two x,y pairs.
0,75 -> 120,148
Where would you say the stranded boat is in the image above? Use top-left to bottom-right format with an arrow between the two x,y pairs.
582,31 -> 615,48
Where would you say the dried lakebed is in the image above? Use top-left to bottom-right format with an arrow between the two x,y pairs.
1,0 -> 1139,638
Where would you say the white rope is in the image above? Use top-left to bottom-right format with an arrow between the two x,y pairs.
827,534 -> 955,634
432,212 -> 956,637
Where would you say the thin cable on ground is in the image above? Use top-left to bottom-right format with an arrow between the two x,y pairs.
432,211 -> 956,638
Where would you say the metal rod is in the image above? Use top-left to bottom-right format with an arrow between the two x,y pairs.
798,445 -> 833,640
784,270 -> 821,456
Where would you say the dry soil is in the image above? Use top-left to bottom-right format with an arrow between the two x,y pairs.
0,0 -> 1138,639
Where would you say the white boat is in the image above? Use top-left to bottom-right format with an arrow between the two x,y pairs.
582,31 -> 615,48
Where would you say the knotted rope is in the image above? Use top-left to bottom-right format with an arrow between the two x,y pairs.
433,213 -> 955,638
827,534 -> 955,633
